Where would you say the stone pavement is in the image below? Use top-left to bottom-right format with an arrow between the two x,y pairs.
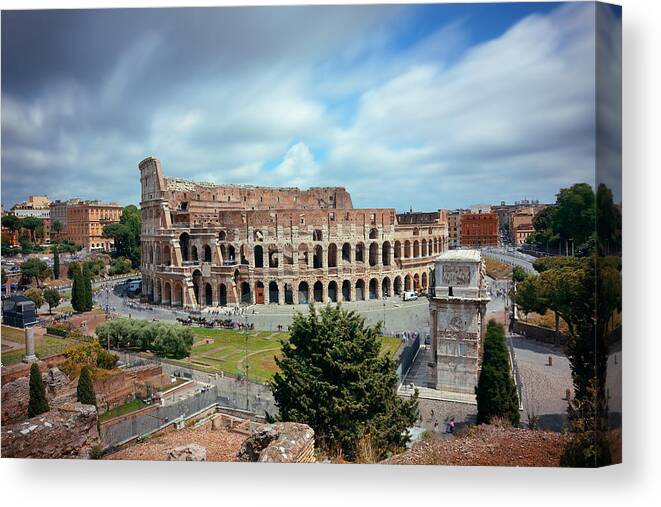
511,336 -> 572,431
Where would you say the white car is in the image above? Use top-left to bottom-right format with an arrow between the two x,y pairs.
403,291 -> 418,301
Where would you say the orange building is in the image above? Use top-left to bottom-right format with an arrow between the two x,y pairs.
66,200 -> 122,252
460,212 -> 499,247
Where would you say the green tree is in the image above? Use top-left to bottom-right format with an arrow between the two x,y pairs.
52,219 -> 64,234
77,366 -> 97,406
28,363 -> 49,417
52,244 -> 60,279
552,183 -> 596,255
21,216 -> 43,243
2,214 -> 22,234
476,320 -> 520,426
95,318 -> 194,358
20,258 -> 51,287
82,264 -> 94,311
511,266 -> 528,283
270,305 -> 419,461
103,205 -> 141,267
71,267 -> 85,312
513,277 -> 545,321
43,288 -> 61,314
25,288 -> 44,310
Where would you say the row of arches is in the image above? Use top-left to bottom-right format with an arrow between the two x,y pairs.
144,234 -> 447,270
146,271 -> 429,307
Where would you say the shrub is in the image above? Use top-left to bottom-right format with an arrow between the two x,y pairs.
47,324 -> 70,337
28,363 -> 49,417
96,349 -> 119,370
88,445 -> 104,460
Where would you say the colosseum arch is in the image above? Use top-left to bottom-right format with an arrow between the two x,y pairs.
328,243 -> 338,268
218,283 -> 227,306
269,281 -> 279,304
422,272 -> 428,289
368,278 -> 378,299
413,273 -> 420,290
268,245 -> 279,268
298,244 -> 309,268
205,283 -> 213,306
341,243 -> 351,264
283,243 -> 294,265
369,242 -> 378,267
312,229 -> 323,241
284,283 -> 294,304
421,239 -> 427,257
355,242 -> 365,263
254,229 -> 264,242
203,244 -> 212,263
298,281 -> 310,304
394,241 -> 402,260
240,244 -> 250,265
404,274 -> 412,291
227,244 -> 236,263
382,277 -> 391,297
240,282 -> 251,304
163,281 -> 172,304
413,240 -> 420,258
173,282 -> 183,306
382,241 -> 391,266
192,269 -> 203,305
355,279 -> 365,300
328,281 -> 338,302
313,281 -> 323,302
313,245 -> 323,269
179,232 -> 190,261
255,281 -> 265,304
191,245 -> 199,262
369,227 -> 379,239
394,276 -> 402,295
254,245 -> 264,268
342,280 -> 351,301
218,230 -> 226,241
404,240 -> 411,258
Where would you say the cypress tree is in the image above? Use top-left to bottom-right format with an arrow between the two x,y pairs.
52,245 -> 60,279
77,366 -> 97,406
28,363 -> 49,417
71,267 -> 83,312
476,320 -> 520,426
83,265 -> 93,311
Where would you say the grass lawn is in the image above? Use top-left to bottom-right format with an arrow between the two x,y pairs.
1,325 -> 81,366
169,327 -> 403,383
99,398 -> 148,423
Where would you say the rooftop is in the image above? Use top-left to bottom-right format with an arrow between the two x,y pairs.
435,249 -> 481,263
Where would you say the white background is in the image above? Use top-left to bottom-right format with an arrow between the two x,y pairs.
0,0 -> 658,505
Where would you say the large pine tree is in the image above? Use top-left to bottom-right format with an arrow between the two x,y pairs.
476,320 -> 520,426
77,366 -> 97,406
28,363 -> 49,418
82,265 -> 93,311
270,305 -> 418,461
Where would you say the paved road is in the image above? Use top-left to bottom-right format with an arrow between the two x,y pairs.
481,247 -> 537,274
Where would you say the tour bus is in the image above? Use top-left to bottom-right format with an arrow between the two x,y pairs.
403,291 -> 418,301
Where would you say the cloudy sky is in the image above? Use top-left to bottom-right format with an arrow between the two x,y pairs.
1,2 -> 621,211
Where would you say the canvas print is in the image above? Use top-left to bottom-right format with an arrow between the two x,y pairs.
1,2 -> 621,467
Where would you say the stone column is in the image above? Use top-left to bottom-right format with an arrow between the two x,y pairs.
322,283 -> 328,304
278,282 -> 285,305
23,326 -> 37,363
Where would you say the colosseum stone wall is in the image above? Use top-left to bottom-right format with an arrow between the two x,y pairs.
139,157 -> 449,308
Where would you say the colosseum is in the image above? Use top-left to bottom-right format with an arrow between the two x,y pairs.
139,157 -> 449,308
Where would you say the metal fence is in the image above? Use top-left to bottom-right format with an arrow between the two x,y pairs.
100,387 -> 218,448
118,351 -> 278,417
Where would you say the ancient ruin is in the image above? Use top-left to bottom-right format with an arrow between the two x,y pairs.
139,157 -> 449,308
429,250 -> 490,398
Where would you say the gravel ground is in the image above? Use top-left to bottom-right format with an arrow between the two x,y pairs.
385,424 -> 570,467
104,427 -> 245,462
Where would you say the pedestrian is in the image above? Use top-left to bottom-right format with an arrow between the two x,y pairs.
448,417 -> 455,434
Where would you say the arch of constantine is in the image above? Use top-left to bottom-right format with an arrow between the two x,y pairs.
139,157 -> 449,309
